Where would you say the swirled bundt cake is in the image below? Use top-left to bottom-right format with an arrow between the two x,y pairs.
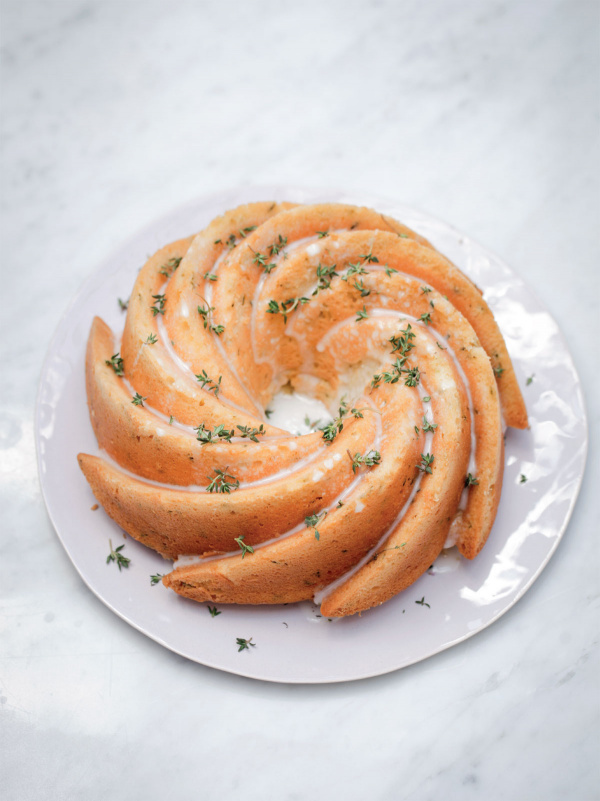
78,201 -> 527,617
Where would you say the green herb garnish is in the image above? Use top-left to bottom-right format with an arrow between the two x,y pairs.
105,353 -> 124,376
106,539 -> 130,571
206,468 -> 240,494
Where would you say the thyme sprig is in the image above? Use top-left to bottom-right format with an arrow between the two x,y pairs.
215,227 -> 257,250
305,511 -> 327,540
348,449 -> 382,473
316,230 -> 329,238
236,424 -> 266,442
249,248 -> 276,274
203,271 -> 217,282
421,416 -> 437,433
206,467 -> 240,493
234,534 -> 254,559
106,539 -> 130,571
194,423 -> 233,444
145,333 -> 158,345
105,353 -> 124,376
208,605 -> 221,617
313,263 -> 338,294
151,294 -> 166,316
195,370 -> 222,396
355,305 -> 369,322
465,473 -> 479,486
159,256 -> 182,277
371,358 -> 420,389
118,297 -> 129,311
415,597 -> 431,608
131,393 -> 146,407
197,300 -> 224,335
352,278 -> 371,297
417,453 -> 434,474
150,574 -> 163,585
384,265 -> 398,277
268,234 -> 288,256
419,312 -> 431,325
266,297 -> 309,324
236,637 -> 255,651
319,401 -> 365,442
359,250 -> 379,264
342,261 -> 368,281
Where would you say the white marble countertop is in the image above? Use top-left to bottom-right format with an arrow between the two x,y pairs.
1,1 -> 598,799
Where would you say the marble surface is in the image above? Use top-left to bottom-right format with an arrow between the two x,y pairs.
1,1 -> 598,799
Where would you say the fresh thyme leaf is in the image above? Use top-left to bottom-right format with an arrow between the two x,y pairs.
316,230 -> 329,238
384,265 -> 398,277
236,424 -> 265,442
526,374 -> 535,385
145,333 -> 158,345
417,453 -> 434,474
203,271 -> 218,282
197,300 -> 224,335
421,416 -> 437,433
419,312 -> 431,325
305,511 -> 327,540
465,473 -> 479,487
343,262 -> 368,281
206,467 -> 240,493
266,297 -> 309,324
304,415 -> 322,430
348,449 -> 382,473
236,637 -> 255,652
519,474 -> 528,483
168,415 -> 174,425
320,401 -> 351,442
208,605 -> 221,617
106,539 -> 130,571
355,305 -> 369,322
105,353 -> 124,376
494,365 -> 505,376
151,294 -> 166,316
435,340 -> 445,350
420,286 -> 432,294
415,597 -> 430,608
234,534 -> 254,559
422,396 -> 431,402
195,370 -> 222,396
250,249 -> 276,274
159,256 -> 182,277
264,408 -> 273,418
118,297 -> 129,311
352,278 -> 371,297
131,392 -> 146,407
313,263 -> 339,294
194,422 -> 234,444
360,251 -> 379,264
239,226 -> 257,238
150,574 -> 163,585
389,324 -> 415,356
268,234 -> 288,256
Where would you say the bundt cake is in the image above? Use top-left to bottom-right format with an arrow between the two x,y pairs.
78,201 -> 527,617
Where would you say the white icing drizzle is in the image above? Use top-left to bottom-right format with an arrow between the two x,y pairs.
173,400 -> 383,569
312,378 -> 434,607
316,307 -> 478,487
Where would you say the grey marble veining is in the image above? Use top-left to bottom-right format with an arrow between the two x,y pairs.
1,1 -> 598,799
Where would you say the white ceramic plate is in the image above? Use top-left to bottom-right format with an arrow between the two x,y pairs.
36,187 -> 588,683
